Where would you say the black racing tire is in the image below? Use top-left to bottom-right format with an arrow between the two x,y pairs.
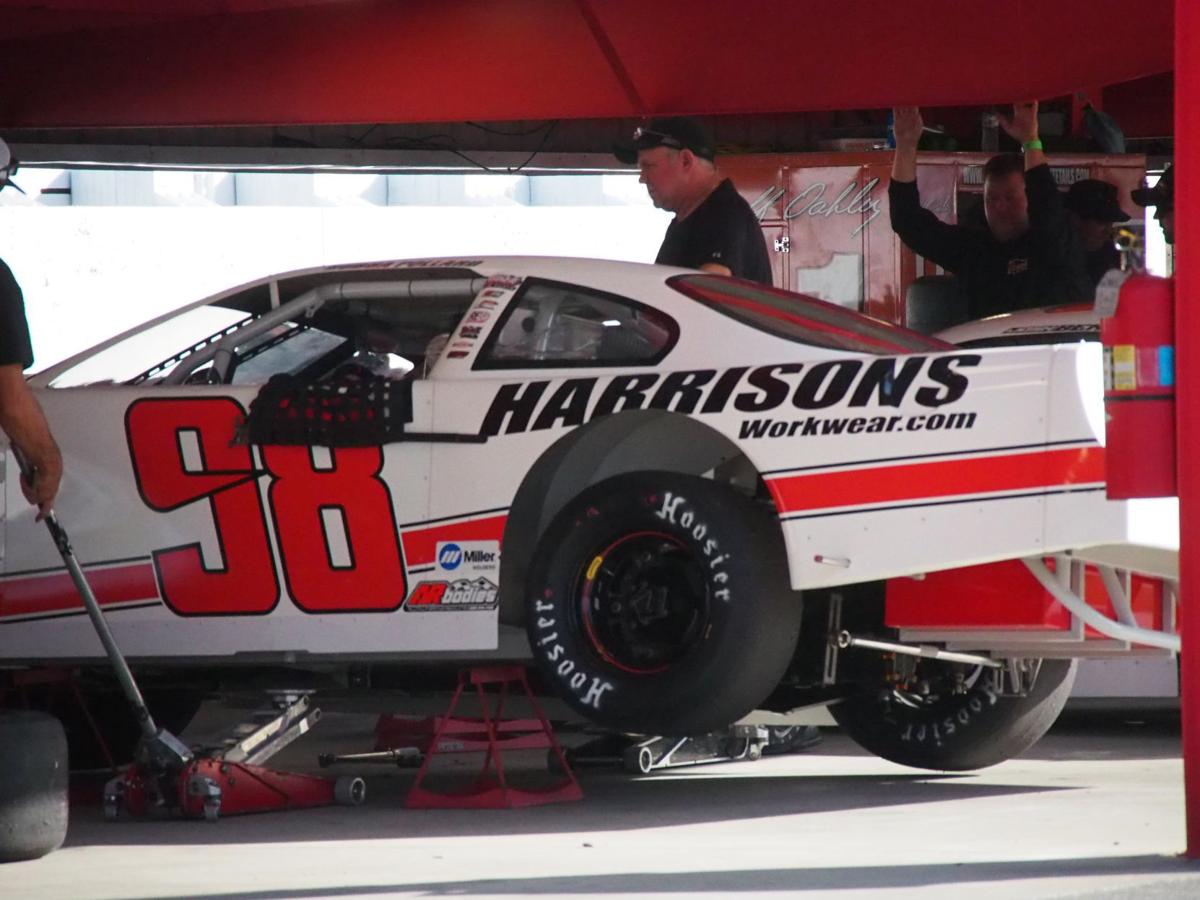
831,657 -> 1077,771
0,710 -> 69,863
525,472 -> 802,736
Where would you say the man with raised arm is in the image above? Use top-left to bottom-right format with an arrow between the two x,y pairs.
889,103 -> 1091,318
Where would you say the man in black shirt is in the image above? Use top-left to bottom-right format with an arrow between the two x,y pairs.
889,103 -> 1092,319
616,117 -> 773,285
1,138 -> 61,518
1063,178 -> 1128,288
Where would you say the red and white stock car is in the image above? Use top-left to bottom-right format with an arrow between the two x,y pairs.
0,258 -> 1179,771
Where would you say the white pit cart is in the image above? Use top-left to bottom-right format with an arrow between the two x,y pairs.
0,258 -> 1177,772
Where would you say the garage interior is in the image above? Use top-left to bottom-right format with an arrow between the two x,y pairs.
2,0 -> 1199,886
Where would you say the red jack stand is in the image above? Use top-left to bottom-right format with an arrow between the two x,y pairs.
105,694 -> 365,821
405,665 -> 582,809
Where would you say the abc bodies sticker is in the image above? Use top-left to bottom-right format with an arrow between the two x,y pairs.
404,541 -> 500,612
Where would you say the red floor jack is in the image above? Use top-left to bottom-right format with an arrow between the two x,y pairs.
18,451 -> 364,821
107,693 -> 366,821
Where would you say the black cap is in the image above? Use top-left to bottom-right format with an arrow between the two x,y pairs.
614,117 -> 716,164
1063,179 -> 1128,223
1132,164 -> 1173,209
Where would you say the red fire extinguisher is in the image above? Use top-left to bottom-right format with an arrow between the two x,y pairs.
1099,272 -> 1176,499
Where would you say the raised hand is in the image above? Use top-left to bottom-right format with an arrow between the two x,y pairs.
892,106 -> 924,150
999,100 -> 1039,144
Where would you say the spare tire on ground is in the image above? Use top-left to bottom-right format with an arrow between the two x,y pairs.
0,710 -> 69,863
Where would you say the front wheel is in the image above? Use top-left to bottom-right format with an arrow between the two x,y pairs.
831,657 -> 1077,771
525,472 -> 803,736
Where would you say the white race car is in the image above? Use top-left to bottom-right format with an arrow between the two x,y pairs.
1,258 -> 1178,771
936,303 -> 1100,349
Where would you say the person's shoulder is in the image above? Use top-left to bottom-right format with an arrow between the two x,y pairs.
0,258 -> 19,297
714,178 -> 751,206
707,179 -> 760,222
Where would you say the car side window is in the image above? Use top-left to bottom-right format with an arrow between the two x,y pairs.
474,280 -> 676,369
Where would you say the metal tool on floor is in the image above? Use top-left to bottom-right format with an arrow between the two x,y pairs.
317,712 -> 435,770
13,448 -> 363,821
319,746 -> 423,769
563,724 -> 771,774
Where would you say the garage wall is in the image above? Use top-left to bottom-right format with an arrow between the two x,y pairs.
0,169 -> 671,370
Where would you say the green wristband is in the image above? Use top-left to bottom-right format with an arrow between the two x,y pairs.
1022,139 -> 1044,152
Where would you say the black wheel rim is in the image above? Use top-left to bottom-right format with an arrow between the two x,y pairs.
576,530 -> 710,674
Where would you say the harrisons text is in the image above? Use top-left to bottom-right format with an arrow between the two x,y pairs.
481,354 -> 981,437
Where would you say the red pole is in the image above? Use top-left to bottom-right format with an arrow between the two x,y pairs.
1177,0 -> 1200,859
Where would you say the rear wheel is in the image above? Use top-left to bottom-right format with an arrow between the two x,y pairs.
525,472 -> 803,735
831,657 -> 1076,771
0,711 -> 69,863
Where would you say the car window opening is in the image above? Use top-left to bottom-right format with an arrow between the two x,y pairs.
475,279 -> 678,370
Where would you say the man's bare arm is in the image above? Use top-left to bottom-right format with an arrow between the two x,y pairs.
0,363 -> 62,517
891,106 -> 924,183
698,262 -> 733,277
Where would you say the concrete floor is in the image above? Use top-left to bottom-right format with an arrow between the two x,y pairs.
2,707 -> 1198,899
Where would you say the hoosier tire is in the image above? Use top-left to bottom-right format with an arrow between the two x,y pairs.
525,472 -> 803,736
831,658 -> 1077,771
0,711 -> 69,863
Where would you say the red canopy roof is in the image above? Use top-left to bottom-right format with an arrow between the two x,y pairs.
0,0 -> 1174,129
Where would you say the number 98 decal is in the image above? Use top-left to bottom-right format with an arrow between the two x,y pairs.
125,397 -> 407,616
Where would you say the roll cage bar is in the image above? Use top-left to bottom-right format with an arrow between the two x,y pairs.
163,277 -> 485,385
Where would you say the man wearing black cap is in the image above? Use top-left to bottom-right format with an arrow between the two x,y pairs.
617,117 -> 772,285
0,137 -> 62,518
1133,164 -> 1174,246
1063,179 -> 1129,288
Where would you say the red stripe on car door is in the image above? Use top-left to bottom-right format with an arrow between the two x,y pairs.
401,514 -> 508,567
0,562 -> 159,619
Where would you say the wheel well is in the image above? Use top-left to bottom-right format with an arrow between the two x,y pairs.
497,409 -> 761,625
